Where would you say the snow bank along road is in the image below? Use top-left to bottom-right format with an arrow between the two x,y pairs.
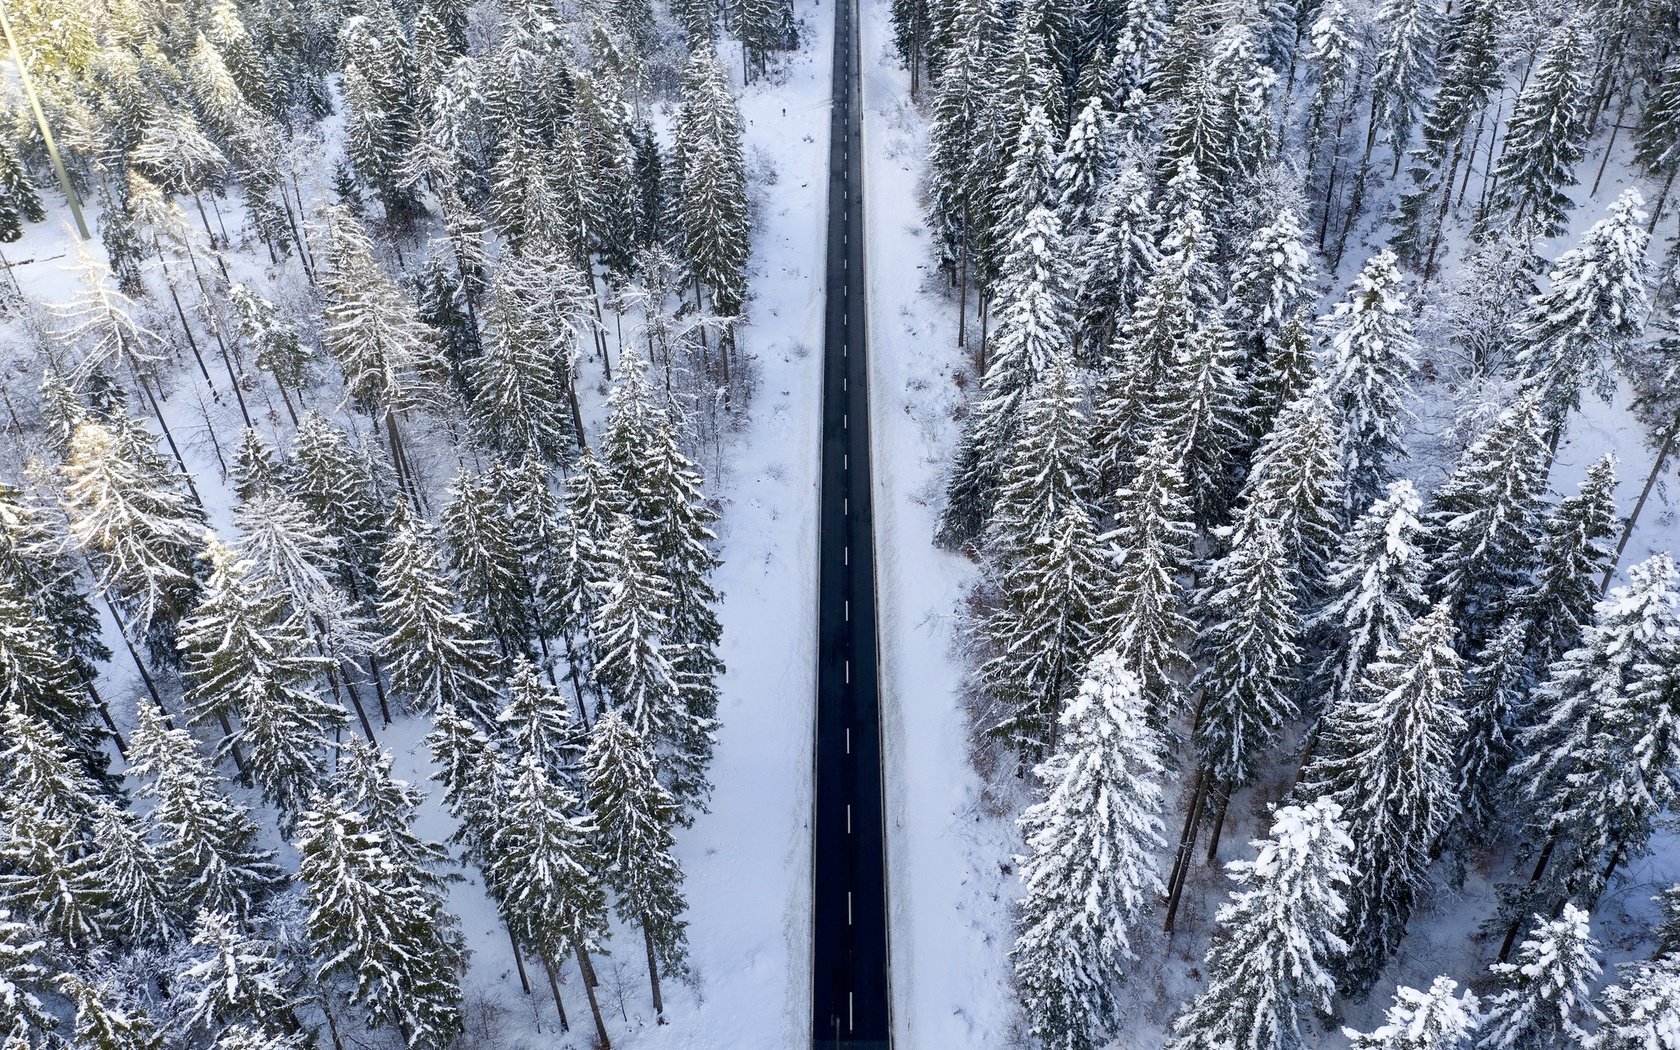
809,0 -> 893,1038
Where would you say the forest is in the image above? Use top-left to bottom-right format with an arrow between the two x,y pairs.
0,0 -> 805,1044
882,0 -> 1680,1042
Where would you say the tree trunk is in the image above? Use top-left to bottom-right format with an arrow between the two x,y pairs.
543,956 -> 570,1030
574,946 -> 612,1049
507,928 -> 532,995
643,920 -> 665,1018
1603,416 -> 1679,594
1499,831 -> 1558,961
1163,766 -> 1208,933
1203,786 -> 1231,866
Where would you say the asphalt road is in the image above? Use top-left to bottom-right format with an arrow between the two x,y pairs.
809,0 -> 892,1042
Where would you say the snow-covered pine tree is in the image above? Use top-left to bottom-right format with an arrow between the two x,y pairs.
66,976 -> 165,1050
1192,515 -> 1301,813
1300,603 -> 1465,997
1167,797 -> 1355,1050
1072,169 -> 1159,364
993,104 -> 1060,245
376,512 -> 501,725
85,802 -> 178,947
0,485 -> 110,694
1520,454 -> 1617,671
1098,432 -> 1195,724
986,350 -> 1094,568
584,709 -> 690,1017
471,267 -> 580,468
1505,554 -> 1680,931
1315,480 -> 1429,713
1226,382 -> 1347,608
1345,977 -> 1481,1050
676,47 -> 749,327
285,413 -> 390,597
1422,391 -> 1551,647
1365,0 -> 1439,169
60,421 -> 205,636
1226,207 -> 1317,439
1053,95 -> 1113,235
295,797 -> 464,1050
0,137 -> 42,243
1319,250 -> 1418,519
127,704 -> 284,922
484,755 -> 613,1047
173,910 -> 304,1040
1511,190 -> 1651,432
1478,904 -> 1601,1050
939,203 -> 1075,547
1162,310 -> 1250,527
1013,652 -> 1165,1050
0,908 -> 55,1042
0,575 -> 113,791
1487,16 -> 1592,237
332,738 -> 451,887
1596,958 -> 1680,1050
499,655 -> 584,783
1636,60 -> 1680,223
441,469 -> 530,658
1453,621 -> 1535,848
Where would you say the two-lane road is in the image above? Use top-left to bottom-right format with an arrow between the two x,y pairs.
809,0 -> 892,1041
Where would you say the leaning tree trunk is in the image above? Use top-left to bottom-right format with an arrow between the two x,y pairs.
643,921 -> 665,1018
575,946 -> 612,1049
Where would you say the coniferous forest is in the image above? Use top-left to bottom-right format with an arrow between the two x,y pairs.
6,0 -> 1680,1039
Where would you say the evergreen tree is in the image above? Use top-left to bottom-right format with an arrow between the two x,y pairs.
1520,454 -> 1618,671
0,137 -> 42,243
441,470 -> 529,657
1511,191 -> 1651,430
676,47 -> 750,322
1319,251 -> 1418,519
1422,392 -> 1551,647
1098,433 -> 1195,722
1162,311 -> 1249,526
1366,0 -> 1440,164
376,513 -> 500,724
1454,621 -> 1534,846
295,798 -> 463,1050
1054,95 -> 1113,234
332,739 -> 451,886
128,704 -> 284,921
1488,17 -> 1592,237
1013,653 -> 1165,1050
499,655 -> 584,781
584,710 -> 689,1016
1345,977 -> 1481,1050
1300,603 -> 1465,997
1226,207 -> 1317,419
1192,516 -> 1301,799
0,485 -> 110,691
66,977 -> 164,1050
939,204 -> 1075,546
86,802 -> 178,948
60,421 -> 204,634
1596,958 -> 1680,1050
471,269 -> 579,467
1167,798 -> 1355,1050
173,911 -> 303,1040
1072,169 -> 1159,363
285,413 -> 390,596
424,703 -> 506,864
0,576 -> 112,790
1478,904 -> 1601,1050
1315,480 -> 1429,713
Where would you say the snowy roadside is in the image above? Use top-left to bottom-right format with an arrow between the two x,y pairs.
858,1 -> 1024,1045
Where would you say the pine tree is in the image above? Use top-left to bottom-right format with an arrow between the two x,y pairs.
1422,392 -> 1551,647
1226,207 -> 1317,414
1054,95 -> 1113,235
1345,977 -> 1481,1050
1315,480 -> 1429,713
1506,555 -> 1680,926
676,47 -> 749,323
0,908 -> 55,1042
1098,433 -> 1195,722
1636,61 -> 1680,221
376,513 -> 501,724
484,756 -> 613,1046
333,738 -> 451,887
499,655 -> 584,781
0,484 -> 110,694
1478,904 -> 1601,1050
1366,0 -> 1439,165
1596,958 -> 1680,1050
66,977 -> 165,1050
1319,251 -> 1418,519
986,351 -> 1094,568
1167,798 -> 1355,1050
1192,516 -> 1301,799
1520,454 -> 1618,671
584,709 -> 689,1016
471,268 -> 579,467
285,413 -> 390,596
1072,169 -> 1159,363
128,704 -> 284,920
174,911 -> 304,1039
441,470 -> 529,657
85,802 -> 178,948
1511,190 -> 1651,429
1488,17 -> 1592,237
994,104 -> 1060,242
1454,621 -> 1534,847
939,204 -> 1075,546
0,137 -> 42,244
295,798 -> 464,1050
424,703 -> 507,863
1300,603 -> 1465,997
60,421 -> 205,635
0,576 -> 112,790
1161,311 -> 1249,526
1012,653 -> 1165,1050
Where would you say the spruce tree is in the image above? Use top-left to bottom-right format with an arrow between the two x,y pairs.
1300,603 -> 1465,997
1422,392 -> 1551,647
285,413 -> 390,596
1520,454 -> 1618,671
66,977 -> 165,1050
1596,958 -> 1680,1050
0,137 -> 42,243
471,268 -> 579,467
376,513 -> 501,725
1226,207 -> 1317,417
1013,653 -> 1165,1050
499,655 -> 584,781
1315,480 -> 1429,713
1488,16 -> 1592,237
1167,798 -> 1355,1050
0,577 -> 112,790
584,710 -> 689,1016
1454,621 -> 1534,847
174,911 -> 304,1040
1511,190 -> 1651,430
86,802 -> 178,948
295,798 -> 464,1050
1319,251 -> 1418,519
1072,169 -> 1159,363
1478,904 -> 1601,1050
1345,977 -> 1481,1050
1192,516 -> 1301,801
441,469 -> 529,657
